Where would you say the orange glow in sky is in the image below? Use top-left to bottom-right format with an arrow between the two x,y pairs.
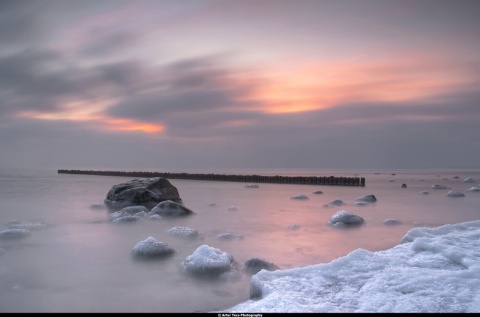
254,56 -> 473,114
17,98 -> 165,134
102,117 -> 165,133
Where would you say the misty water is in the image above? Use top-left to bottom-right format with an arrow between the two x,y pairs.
0,167 -> 479,313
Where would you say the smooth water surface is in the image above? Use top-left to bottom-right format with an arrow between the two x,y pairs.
0,167 -> 479,312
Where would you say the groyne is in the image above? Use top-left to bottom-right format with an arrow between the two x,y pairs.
57,169 -> 365,186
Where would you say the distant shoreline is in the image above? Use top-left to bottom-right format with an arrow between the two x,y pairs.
57,169 -> 365,186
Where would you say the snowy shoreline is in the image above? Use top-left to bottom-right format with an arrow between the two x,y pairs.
220,220 -> 480,313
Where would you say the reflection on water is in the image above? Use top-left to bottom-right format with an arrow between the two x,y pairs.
0,167 -> 479,312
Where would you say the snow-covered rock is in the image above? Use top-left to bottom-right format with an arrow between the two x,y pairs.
353,201 -> 369,206
149,200 -> 194,217
216,232 -> 243,240
245,184 -> 259,188
291,194 -> 309,200
7,221 -> 48,230
0,228 -> 31,240
180,244 -> 236,277
328,210 -> 364,227
167,226 -> 199,239
109,210 -> 129,221
432,184 -> 448,189
149,214 -> 162,221
464,177 -> 475,183
120,205 -> 149,214
327,199 -> 345,206
383,219 -> 402,226
112,215 -> 142,223
357,194 -> 377,202
90,203 -> 106,209
446,191 -> 465,197
131,236 -> 175,259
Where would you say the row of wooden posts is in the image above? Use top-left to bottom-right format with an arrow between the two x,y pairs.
57,169 -> 365,186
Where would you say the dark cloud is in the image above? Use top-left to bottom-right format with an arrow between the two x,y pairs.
79,30 -> 139,58
107,56 -> 259,127
0,48 -> 148,116
0,0 -> 46,46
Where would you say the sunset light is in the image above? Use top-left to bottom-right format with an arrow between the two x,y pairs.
1,0 -> 479,170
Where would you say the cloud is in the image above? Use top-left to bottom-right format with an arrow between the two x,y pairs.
0,0 -> 46,47
1,0 -> 480,170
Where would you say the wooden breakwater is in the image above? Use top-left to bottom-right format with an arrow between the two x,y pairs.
57,169 -> 365,186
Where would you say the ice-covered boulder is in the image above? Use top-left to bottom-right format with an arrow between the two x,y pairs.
90,203 -> 106,209
357,194 -> 377,202
120,206 -> 149,215
383,219 -> 402,226
446,191 -> 465,197
167,226 -> 199,239
353,201 -> 369,206
291,194 -> 309,200
245,184 -> 259,188
467,186 -> 480,192
7,221 -> 48,230
148,200 -> 194,217
313,190 -> 323,194
216,232 -> 243,240
0,228 -> 31,240
432,184 -> 448,189
419,191 -> 430,195
112,215 -> 142,223
180,244 -> 236,277
327,199 -> 345,206
464,177 -> 475,183
131,236 -> 175,260
242,258 -> 280,275
104,177 -> 182,210
328,210 -> 364,227
109,210 -> 129,221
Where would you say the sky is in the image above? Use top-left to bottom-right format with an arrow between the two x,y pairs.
1,0 -> 480,171
221,220 -> 480,313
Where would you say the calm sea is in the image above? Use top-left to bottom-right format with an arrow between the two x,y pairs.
0,167 -> 479,312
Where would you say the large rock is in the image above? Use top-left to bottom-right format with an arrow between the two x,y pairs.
104,177 -> 182,210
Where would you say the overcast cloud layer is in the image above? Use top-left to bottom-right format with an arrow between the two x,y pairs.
1,0 -> 479,171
